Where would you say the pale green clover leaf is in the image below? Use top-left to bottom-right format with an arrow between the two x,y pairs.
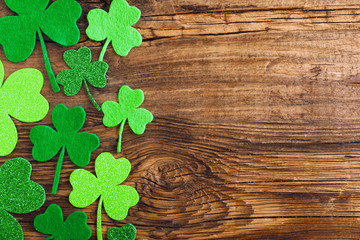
86,0 -> 142,60
0,58 -> 49,156
102,85 -> 153,152
0,158 -> 46,240
69,152 -> 139,240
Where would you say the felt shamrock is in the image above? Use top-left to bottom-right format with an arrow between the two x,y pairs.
108,224 -> 147,240
69,152 -> 139,240
0,158 -> 46,240
86,0 -> 142,61
102,85 -> 153,152
0,58 -> 49,156
57,46 -> 109,111
30,104 -> 100,194
0,0 -> 82,92
34,204 -> 92,240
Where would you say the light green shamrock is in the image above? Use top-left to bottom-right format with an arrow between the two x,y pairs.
102,85 -> 153,152
0,58 -> 49,156
86,0 -> 142,61
69,152 -> 139,240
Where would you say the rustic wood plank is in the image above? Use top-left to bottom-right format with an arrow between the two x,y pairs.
0,0 -> 359,239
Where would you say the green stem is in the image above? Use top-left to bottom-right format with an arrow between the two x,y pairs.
97,196 -> 104,240
51,146 -> 65,194
37,29 -> 60,92
84,80 -> 101,111
99,38 -> 110,62
117,120 -> 126,153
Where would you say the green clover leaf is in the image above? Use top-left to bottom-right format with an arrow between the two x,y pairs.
102,85 -> 153,152
108,224 -> 147,240
57,46 -> 109,111
34,204 -> 92,240
0,58 -> 49,156
0,0 -> 82,92
86,0 -> 142,61
0,158 -> 46,240
30,104 -> 100,194
69,152 -> 139,240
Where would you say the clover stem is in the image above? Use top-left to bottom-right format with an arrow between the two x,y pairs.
37,29 -> 60,93
51,146 -> 65,194
84,80 -> 101,111
117,120 -> 126,153
97,196 -> 104,240
99,38 -> 111,62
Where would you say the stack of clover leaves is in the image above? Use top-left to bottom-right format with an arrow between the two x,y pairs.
0,0 -> 152,239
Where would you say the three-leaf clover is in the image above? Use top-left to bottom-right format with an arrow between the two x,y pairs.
0,0 -> 82,92
69,152 -> 139,240
108,224 -> 147,240
34,204 -> 92,240
102,85 -> 153,152
0,58 -> 49,156
57,46 -> 109,111
30,104 -> 100,194
0,158 -> 46,240
86,0 -> 142,61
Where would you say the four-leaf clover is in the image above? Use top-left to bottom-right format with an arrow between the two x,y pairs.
0,58 -> 49,156
34,204 -> 92,240
86,0 -> 142,61
69,152 -> 139,240
0,0 -> 82,92
57,46 -> 109,111
0,158 -> 46,240
30,104 -> 100,194
102,85 -> 153,152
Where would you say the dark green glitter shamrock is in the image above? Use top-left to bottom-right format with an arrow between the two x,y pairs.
0,158 -> 46,240
57,47 -> 109,111
108,224 -> 147,240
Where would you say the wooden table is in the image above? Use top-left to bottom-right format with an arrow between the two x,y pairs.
3,0 -> 360,239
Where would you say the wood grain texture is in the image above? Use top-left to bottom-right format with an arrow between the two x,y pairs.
1,0 -> 360,239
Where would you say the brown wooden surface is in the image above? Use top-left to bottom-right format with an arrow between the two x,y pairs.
3,0 -> 360,239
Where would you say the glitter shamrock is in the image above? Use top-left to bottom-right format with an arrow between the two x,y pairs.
69,152 -> 139,240
57,46 -> 108,111
0,58 -> 49,156
0,158 -> 46,240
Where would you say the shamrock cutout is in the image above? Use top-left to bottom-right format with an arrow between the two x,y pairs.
86,0 -> 142,61
30,104 -> 100,194
0,0 -> 82,92
0,58 -> 49,156
108,224 -> 147,240
102,85 -> 153,152
57,46 -> 109,111
0,158 -> 46,240
34,204 -> 92,240
69,152 -> 139,240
